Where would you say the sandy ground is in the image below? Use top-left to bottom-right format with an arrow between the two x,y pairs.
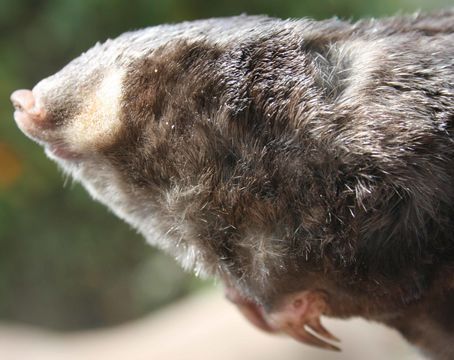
0,289 -> 425,360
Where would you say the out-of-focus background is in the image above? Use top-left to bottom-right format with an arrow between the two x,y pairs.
0,0 -> 452,359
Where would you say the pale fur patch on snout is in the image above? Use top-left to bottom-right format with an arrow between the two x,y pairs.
336,39 -> 386,102
67,69 -> 124,151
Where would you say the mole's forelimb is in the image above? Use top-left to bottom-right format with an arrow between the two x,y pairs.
226,286 -> 341,351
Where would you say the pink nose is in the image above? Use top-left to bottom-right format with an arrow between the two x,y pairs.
10,89 -> 36,112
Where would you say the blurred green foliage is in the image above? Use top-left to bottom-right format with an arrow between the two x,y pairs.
0,0 -> 452,331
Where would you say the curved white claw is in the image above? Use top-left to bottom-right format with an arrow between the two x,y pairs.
283,316 -> 340,351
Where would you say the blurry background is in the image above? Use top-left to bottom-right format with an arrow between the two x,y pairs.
0,0 -> 452,348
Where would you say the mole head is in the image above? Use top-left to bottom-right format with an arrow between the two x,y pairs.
9,29 -> 192,224
10,40 -> 126,168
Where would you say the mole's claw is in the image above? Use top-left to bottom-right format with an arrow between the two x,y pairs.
286,323 -> 341,351
224,286 -> 276,333
306,317 -> 340,342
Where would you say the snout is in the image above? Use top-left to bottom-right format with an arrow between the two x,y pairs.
11,88 -> 81,160
11,89 -> 46,120
11,89 -> 36,113
11,89 -> 49,137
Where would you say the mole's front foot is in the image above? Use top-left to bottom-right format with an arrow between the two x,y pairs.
225,287 -> 340,351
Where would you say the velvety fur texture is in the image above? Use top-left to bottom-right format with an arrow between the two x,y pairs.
12,10 -> 454,359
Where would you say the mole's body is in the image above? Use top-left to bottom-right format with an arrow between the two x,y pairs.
11,10 -> 454,359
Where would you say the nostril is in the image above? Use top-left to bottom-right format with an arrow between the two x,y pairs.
10,89 -> 35,112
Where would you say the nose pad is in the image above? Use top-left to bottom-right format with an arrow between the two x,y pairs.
11,89 -> 36,113
11,89 -> 48,129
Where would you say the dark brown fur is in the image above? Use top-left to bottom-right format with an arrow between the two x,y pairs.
107,13 -> 453,357
107,13 -> 454,308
